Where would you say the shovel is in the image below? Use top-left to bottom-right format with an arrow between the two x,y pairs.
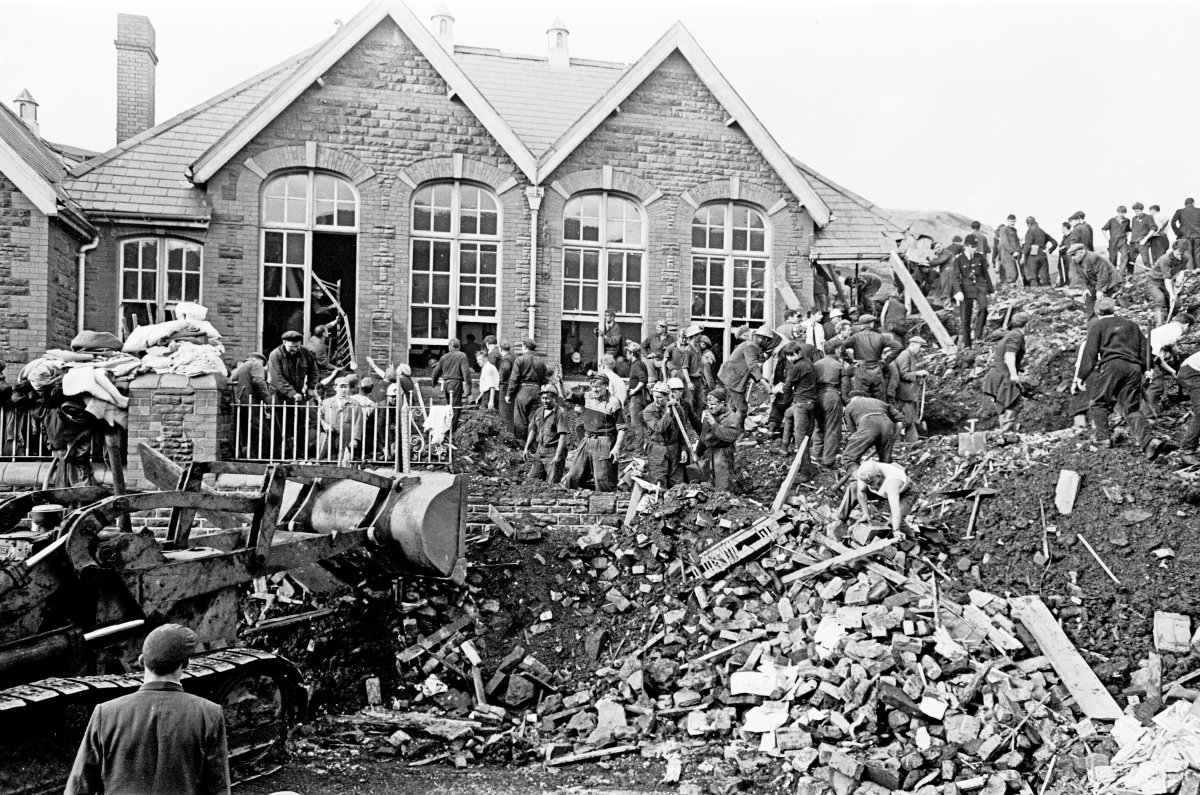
962,485 -> 997,540
957,418 -> 987,457
917,380 -> 928,436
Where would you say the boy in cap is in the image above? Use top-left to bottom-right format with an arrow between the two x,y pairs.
66,624 -> 229,795
696,386 -> 742,491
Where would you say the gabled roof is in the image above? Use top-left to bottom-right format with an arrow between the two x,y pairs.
536,22 -> 831,227
0,101 -> 68,215
190,0 -> 538,184
64,45 -> 316,221
453,47 -> 625,158
793,156 -> 904,260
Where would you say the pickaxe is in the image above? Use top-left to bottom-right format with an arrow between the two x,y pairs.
962,484 -> 997,540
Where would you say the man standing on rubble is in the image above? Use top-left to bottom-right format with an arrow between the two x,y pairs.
948,233 -> 994,348
717,326 -> 775,423
892,336 -> 929,442
835,315 -> 902,401
1021,217 -> 1057,287
506,338 -> 548,441
1102,206 -> 1132,275
843,391 -> 905,465
981,312 -> 1029,432
1068,243 -> 1118,319
779,343 -> 816,461
1149,205 -> 1172,265
1129,203 -> 1156,270
1148,241 -> 1191,324
696,386 -> 742,491
812,348 -> 851,468
993,215 -> 1022,288
666,325 -> 705,415
1170,198 -> 1200,274
564,375 -> 625,491
642,382 -> 688,488
1074,297 -> 1163,460
524,384 -> 569,484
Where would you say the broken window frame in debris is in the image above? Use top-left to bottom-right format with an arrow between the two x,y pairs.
690,201 -> 771,357
408,180 -> 501,350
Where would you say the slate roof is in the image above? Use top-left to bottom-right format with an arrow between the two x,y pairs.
793,156 -> 904,260
453,46 -> 626,157
64,46 -> 319,220
0,102 -> 70,199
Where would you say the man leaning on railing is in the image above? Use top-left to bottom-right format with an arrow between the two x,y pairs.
266,330 -> 318,460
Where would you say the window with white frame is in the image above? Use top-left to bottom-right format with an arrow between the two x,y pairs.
560,193 -> 645,370
260,171 -> 358,353
690,202 -> 770,356
120,237 -> 202,332
409,182 -> 499,345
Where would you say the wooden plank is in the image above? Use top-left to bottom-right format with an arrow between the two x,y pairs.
781,537 -> 897,584
1008,595 -> 1123,720
1055,469 -> 1081,515
771,438 -> 809,513
488,505 -> 514,539
1153,611 -> 1192,653
889,251 -> 955,353
397,614 -> 475,663
545,744 -> 638,767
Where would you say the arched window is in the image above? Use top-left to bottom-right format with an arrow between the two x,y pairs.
259,171 -> 358,353
120,237 -> 202,331
690,202 -> 770,356
409,182 -> 500,349
560,192 -> 645,373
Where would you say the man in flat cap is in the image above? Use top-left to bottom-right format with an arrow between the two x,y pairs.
267,329 -> 319,458
1069,243 -> 1118,319
892,336 -> 929,441
1021,217 -> 1057,287
66,624 -> 229,795
696,386 -> 742,491
948,233 -> 994,348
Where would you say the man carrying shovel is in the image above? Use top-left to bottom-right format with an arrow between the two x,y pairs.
642,382 -> 691,488
892,336 -> 929,442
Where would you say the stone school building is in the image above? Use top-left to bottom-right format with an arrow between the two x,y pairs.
1,1 -> 902,374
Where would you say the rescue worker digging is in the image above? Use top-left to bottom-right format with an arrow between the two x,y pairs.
843,391 -> 905,465
642,381 -> 688,488
696,387 -> 742,491
981,312 -> 1030,432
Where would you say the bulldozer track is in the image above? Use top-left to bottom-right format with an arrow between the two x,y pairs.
0,647 -> 305,794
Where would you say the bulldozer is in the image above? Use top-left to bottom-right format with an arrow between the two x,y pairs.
0,443 -> 467,785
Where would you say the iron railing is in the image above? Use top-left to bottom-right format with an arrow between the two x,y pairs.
230,399 -> 453,470
0,407 -> 52,460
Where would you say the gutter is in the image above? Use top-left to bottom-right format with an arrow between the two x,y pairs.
524,187 -> 545,340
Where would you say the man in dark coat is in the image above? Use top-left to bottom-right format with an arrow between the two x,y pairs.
506,338 -> 548,440
66,624 -> 229,795
992,215 -> 1022,287
717,327 -> 774,422
1129,202 -> 1156,270
431,337 -> 473,432
981,313 -> 1029,431
1102,206 -> 1132,274
524,385 -> 569,484
696,386 -> 742,491
947,233 -> 994,348
1069,243 -> 1119,319
1170,198 -> 1200,276
642,382 -> 688,488
267,329 -> 319,457
1021,217 -> 1057,287
1074,297 -> 1162,459
842,392 -> 905,464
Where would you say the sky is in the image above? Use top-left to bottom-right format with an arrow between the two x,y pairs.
2,0 -> 1197,231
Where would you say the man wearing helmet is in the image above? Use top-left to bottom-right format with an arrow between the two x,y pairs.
524,384 -> 570,483
717,325 -> 776,423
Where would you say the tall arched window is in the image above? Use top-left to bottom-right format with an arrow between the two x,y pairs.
561,192 -> 645,373
120,237 -> 202,332
260,171 -> 358,353
690,202 -> 770,357
409,182 -> 500,352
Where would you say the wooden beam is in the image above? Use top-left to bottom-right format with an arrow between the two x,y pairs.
1008,595 -> 1123,720
781,537 -> 897,584
888,251 -> 955,353
771,438 -> 809,513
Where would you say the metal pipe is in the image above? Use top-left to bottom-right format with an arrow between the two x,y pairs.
77,235 -> 101,335
525,187 -> 545,340
83,619 -> 145,643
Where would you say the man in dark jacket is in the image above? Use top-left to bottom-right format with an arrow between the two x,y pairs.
524,385 -> 569,483
1021,217 -> 1057,287
642,382 -> 688,488
1074,297 -> 1162,459
811,349 -> 851,468
1170,198 -> 1200,275
717,327 -> 773,422
948,233 -> 994,348
431,338 -> 473,432
1129,202 -> 1156,270
1068,243 -> 1118,319
779,345 -> 817,464
497,342 -> 516,431
1102,206 -> 1132,274
835,315 -> 902,400
231,353 -> 269,458
842,392 -> 905,464
929,236 -> 964,300
992,215 -> 1022,287
696,386 -> 742,491
506,338 -> 548,440
267,330 -> 319,458
66,624 -> 229,795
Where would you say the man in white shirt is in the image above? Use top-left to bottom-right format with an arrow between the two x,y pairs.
1147,313 -> 1194,414
849,460 -> 913,534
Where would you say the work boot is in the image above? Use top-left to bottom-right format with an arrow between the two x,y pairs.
1181,452 -> 1200,467
1144,438 -> 1163,461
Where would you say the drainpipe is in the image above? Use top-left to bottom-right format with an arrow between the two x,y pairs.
76,235 -> 100,334
524,187 -> 545,339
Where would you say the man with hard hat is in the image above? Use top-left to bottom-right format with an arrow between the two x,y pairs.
643,381 -> 689,488
525,384 -> 570,483
833,315 -> 903,401
696,386 -> 742,491
563,375 -> 626,491
66,624 -> 230,795
1069,243 -> 1118,320
892,336 -> 929,442
666,325 -> 705,415
718,325 -> 776,423
667,377 -> 702,439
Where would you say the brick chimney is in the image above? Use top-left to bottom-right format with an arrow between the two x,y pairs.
115,13 -> 157,143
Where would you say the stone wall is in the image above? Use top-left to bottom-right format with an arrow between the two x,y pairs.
0,173 -> 44,365
466,479 -> 630,537
124,372 -> 230,489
